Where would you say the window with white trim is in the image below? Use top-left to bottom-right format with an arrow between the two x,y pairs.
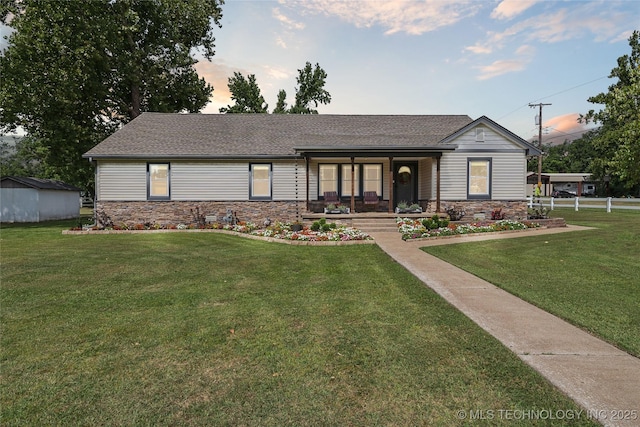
148,163 -> 170,200
250,163 -> 272,200
468,158 -> 491,199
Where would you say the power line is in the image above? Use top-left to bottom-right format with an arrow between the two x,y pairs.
529,75 -> 609,104
497,75 -> 609,120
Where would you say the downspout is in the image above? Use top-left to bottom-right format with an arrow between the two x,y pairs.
436,156 -> 441,213
350,157 -> 355,213
388,157 -> 394,213
305,155 -> 310,212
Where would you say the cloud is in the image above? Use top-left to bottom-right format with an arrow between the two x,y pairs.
466,3 -> 634,58
611,30 -> 634,44
262,65 -> 291,81
543,113 -> 592,144
280,0 -> 483,35
272,7 -> 305,31
474,44 -> 534,80
491,0 -> 538,20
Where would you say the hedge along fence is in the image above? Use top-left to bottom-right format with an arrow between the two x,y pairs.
528,197 -> 640,213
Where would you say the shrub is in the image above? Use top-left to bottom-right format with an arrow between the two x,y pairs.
422,215 -> 449,230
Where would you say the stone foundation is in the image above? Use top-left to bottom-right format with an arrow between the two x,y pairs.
96,200 -> 305,227
440,200 -> 529,221
95,199 -> 530,227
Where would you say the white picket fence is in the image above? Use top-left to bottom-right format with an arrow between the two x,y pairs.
527,197 -> 640,212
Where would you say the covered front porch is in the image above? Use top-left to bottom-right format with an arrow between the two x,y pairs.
295,147 -> 454,215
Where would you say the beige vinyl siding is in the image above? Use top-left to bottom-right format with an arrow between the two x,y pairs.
272,161 -> 307,201
418,158 -> 433,200
98,160 -> 309,202
97,161 -> 147,200
440,152 -> 527,200
440,154 -> 468,200
455,126 -> 521,151
492,153 -> 527,199
171,162 -> 247,200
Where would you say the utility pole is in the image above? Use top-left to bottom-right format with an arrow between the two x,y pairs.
529,103 -> 551,194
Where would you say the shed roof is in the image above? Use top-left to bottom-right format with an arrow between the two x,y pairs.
83,113 -> 475,159
0,176 -> 82,191
526,172 -> 593,182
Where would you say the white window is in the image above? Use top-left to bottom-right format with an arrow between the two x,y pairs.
319,164 -> 338,196
250,164 -> 271,199
468,158 -> 491,199
341,164 -> 360,196
363,164 -> 382,195
476,127 -> 485,142
148,163 -> 170,199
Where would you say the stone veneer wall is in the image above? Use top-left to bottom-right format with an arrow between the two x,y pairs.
96,201 -> 304,227
439,200 -> 529,221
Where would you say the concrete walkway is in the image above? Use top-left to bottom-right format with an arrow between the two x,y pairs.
369,226 -> 640,427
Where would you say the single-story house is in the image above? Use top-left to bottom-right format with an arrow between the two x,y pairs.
0,176 -> 82,222
83,113 -> 541,226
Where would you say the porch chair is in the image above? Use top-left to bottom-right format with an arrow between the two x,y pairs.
363,191 -> 379,210
323,191 -> 339,206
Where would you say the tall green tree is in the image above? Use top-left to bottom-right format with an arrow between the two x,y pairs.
290,62 -> 331,114
273,89 -> 288,114
219,62 -> 331,115
219,72 -> 268,113
0,0 -> 223,190
580,30 -> 640,194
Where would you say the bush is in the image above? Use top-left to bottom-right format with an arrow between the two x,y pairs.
422,214 -> 449,230
311,218 -> 336,232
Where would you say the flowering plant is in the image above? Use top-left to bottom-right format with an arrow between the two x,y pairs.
397,217 -> 540,240
251,220 -> 371,242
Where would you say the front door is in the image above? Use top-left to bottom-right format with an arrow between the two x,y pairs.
393,161 -> 418,208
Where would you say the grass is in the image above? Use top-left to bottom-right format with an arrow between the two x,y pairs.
422,209 -> 640,358
0,220 -> 596,426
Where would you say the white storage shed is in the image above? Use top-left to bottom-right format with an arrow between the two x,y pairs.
1,176 -> 81,222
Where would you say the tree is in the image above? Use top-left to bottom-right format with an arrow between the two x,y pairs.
290,62 -> 331,114
219,73 -> 268,113
219,62 -> 331,115
0,0 -> 223,191
580,30 -> 640,194
272,90 -> 288,114
0,135 -> 43,177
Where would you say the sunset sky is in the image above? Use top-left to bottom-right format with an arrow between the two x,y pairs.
195,0 -> 638,144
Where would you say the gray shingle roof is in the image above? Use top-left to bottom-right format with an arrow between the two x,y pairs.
83,113 -> 474,159
1,176 -> 81,191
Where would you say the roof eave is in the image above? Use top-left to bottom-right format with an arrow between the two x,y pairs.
83,154 -> 300,160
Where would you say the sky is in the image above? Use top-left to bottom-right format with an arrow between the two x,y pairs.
194,0 -> 639,144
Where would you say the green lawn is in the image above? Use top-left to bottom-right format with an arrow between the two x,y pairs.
423,209 -> 640,358
0,221 -> 595,426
